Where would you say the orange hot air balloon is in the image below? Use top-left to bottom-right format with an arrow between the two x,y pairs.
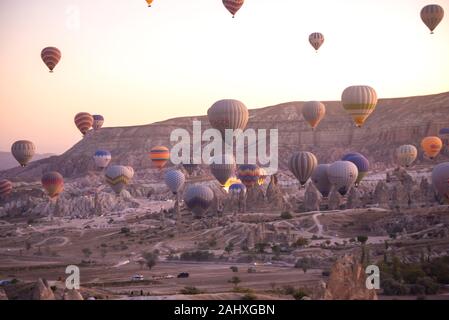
41,171 -> 64,200
41,47 -> 61,72
146,0 -> 153,7
150,146 -> 170,169
74,112 -> 94,136
421,136 -> 443,159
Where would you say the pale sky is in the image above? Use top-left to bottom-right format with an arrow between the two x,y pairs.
1,0 -> 449,154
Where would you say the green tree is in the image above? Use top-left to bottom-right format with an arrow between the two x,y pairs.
229,276 -> 241,287
225,242 -> 234,256
255,242 -> 268,254
82,248 -> 92,259
143,251 -> 159,270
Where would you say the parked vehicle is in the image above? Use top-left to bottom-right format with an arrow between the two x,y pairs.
177,272 -> 189,278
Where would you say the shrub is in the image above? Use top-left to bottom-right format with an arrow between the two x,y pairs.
230,266 -> 239,273
241,293 -> 257,300
180,286 -> 202,295
416,277 -> 439,295
280,211 -> 293,219
381,278 -> 409,296
292,289 -> 309,300
180,250 -> 214,261
120,227 -> 130,234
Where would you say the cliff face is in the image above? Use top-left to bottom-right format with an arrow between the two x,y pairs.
2,92 -> 449,181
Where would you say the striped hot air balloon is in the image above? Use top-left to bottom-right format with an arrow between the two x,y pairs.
311,164 -> 331,198
93,150 -> 111,169
105,165 -> 133,195
343,153 -> 369,186
150,146 -> 170,169
11,140 -> 36,167
328,161 -> 358,196
74,112 -> 94,136
0,179 -> 13,199
222,0 -> 244,18
184,185 -> 214,219
209,153 -> 236,186
396,145 -> 418,167
41,172 -> 64,200
41,47 -> 61,72
302,101 -> 326,130
421,4 -> 444,34
421,136 -> 443,159
341,86 -> 378,128
207,99 -> 249,141
164,169 -> 185,194
309,33 -> 324,52
92,115 -> 104,130
432,162 -> 449,202
237,164 -> 261,188
288,151 -> 318,187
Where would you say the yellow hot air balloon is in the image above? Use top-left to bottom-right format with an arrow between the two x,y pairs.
421,136 -> 443,159
146,0 -> 154,7
341,86 -> 378,128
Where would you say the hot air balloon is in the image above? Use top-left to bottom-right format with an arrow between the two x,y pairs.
237,164 -> 261,188
164,169 -> 185,194
222,0 -> 244,18
302,101 -> 326,130
229,182 -> 246,196
105,165 -> 133,195
421,136 -> 443,159
92,115 -> 104,130
396,145 -> 418,167
93,150 -> 111,169
432,162 -> 449,202
150,146 -> 170,170
126,166 -> 135,179
311,164 -> 331,198
341,86 -> 378,128
309,33 -> 324,52
209,153 -> 236,187
41,47 -> 61,72
288,152 -> 318,187
74,112 -> 94,136
184,185 -> 214,218
224,177 -> 242,189
207,99 -> 249,141
11,140 -> 36,167
343,153 -> 369,186
146,0 -> 154,7
328,161 -> 358,196
341,152 -> 363,161
0,179 -> 13,199
421,4 -> 444,34
41,172 -> 64,199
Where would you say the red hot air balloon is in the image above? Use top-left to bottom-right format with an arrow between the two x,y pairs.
74,112 -> 94,136
41,172 -> 64,200
222,0 -> 244,18
150,146 -> 170,170
41,47 -> 61,72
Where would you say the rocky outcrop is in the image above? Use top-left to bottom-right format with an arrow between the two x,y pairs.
323,255 -> 378,300
328,188 -> 342,210
32,278 -> 55,300
63,289 -> 84,300
304,183 -> 320,212
346,187 -> 361,209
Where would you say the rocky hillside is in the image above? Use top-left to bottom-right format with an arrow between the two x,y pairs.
2,91 -> 449,181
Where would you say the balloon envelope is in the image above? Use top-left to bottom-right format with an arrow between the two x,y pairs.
328,161 -> 358,196
311,164 -> 331,197
229,183 -> 246,196
207,99 -> 249,140
237,164 -> 260,188
421,136 -> 442,159
421,5 -> 444,33
396,145 -> 418,167
222,0 -> 244,17
41,47 -> 61,72
41,172 -> 64,199
209,153 -> 236,186
309,33 -> 324,51
184,185 -> 214,218
288,151 -> 318,186
344,154 -> 369,185
93,150 -> 111,168
105,165 -> 133,195
150,146 -> 170,169
341,86 -> 378,127
164,169 -> 185,194
302,101 -> 326,129
11,140 -> 36,167
432,162 -> 449,202
92,115 -> 104,130
74,112 -> 94,135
